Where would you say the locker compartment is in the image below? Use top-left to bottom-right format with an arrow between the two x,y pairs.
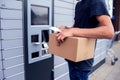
93,55 -> 102,66
54,55 -> 67,66
4,65 -> 24,78
101,52 -> 106,60
3,56 -> 24,68
54,63 -> 69,79
95,41 -> 102,49
0,54 -> 1,60
0,0 -> 2,8
56,73 -> 70,80
55,7 -> 73,15
94,49 -> 101,56
3,0 -> 22,9
30,0 -> 51,6
5,72 -> 24,80
2,48 -> 23,59
0,47 -> 2,70
0,70 -> 4,80
1,9 -> 22,19
0,39 -> 1,48
54,20 -> 73,27
0,49 -> 1,59
55,0 -> 74,9
54,14 -> 73,23
58,0 -> 74,3
0,61 -> 2,70
1,20 -> 22,29
1,30 -> 23,39
2,39 -> 23,49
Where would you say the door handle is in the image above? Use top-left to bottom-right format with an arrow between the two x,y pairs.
32,42 -> 40,45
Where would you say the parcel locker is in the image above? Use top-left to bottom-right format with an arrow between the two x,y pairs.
0,44 -> 4,80
1,20 -> 23,29
1,9 -> 22,19
0,2 -> 4,80
23,0 -> 53,80
0,0 -> 25,80
2,0 -> 22,9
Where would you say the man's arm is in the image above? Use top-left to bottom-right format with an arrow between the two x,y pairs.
56,15 -> 114,41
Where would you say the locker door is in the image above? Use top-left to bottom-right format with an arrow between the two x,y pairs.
0,1 -> 4,79
0,50 -> 4,80
23,0 -> 53,80
0,35 -> 4,80
1,0 -> 25,80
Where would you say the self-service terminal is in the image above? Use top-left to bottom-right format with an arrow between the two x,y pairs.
24,0 -> 53,80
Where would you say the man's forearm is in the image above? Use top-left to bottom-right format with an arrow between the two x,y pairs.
71,26 -> 114,39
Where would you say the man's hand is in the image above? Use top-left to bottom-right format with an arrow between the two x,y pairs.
56,28 -> 74,42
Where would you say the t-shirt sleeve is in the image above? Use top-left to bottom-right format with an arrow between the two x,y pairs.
90,1 -> 110,17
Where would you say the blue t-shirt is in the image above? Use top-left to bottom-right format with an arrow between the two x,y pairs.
67,0 -> 109,70
74,0 -> 109,28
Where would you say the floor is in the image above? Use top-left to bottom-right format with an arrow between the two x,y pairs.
90,41 -> 120,80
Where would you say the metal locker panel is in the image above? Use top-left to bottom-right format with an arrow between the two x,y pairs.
0,64 -> 2,75
0,60 -> 2,70
0,42 -> 1,59
101,52 -> 107,60
60,0 -> 74,3
3,56 -> 24,68
93,55 -> 102,66
3,0 -> 22,9
55,7 -> 73,15
54,20 -> 73,27
0,0 -> 2,8
4,65 -> 24,78
30,0 -> 51,6
1,20 -> 22,29
0,34 -> 3,80
5,72 -> 24,80
56,73 -> 70,80
0,0 -> 5,8
101,47 -> 107,53
54,15 -> 73,26
24,0 -> 53,79
55,0 -> 74,9
1,9 -> 22,19
54,14 -> 73,22
0,71 -> 4,80
2,48 -> 23,59
54,56 -> 66,66
94,49 -> 101,56
54,63 -> 69,79
1,30 -> 23,39
54,0 -> 75,80
2,39 -> 23,49
95,40 -> 102,49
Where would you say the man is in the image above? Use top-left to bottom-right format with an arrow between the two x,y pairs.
56,0 -> 114,80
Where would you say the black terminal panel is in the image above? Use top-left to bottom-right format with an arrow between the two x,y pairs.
31,5 -> 49,25
31,34 -> 39,43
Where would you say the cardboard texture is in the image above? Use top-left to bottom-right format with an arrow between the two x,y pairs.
48,34 -> 96,62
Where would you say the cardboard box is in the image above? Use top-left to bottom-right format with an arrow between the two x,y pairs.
48,34 -> 96,62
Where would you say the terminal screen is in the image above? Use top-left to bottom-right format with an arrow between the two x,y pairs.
31,5 -> 49,25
